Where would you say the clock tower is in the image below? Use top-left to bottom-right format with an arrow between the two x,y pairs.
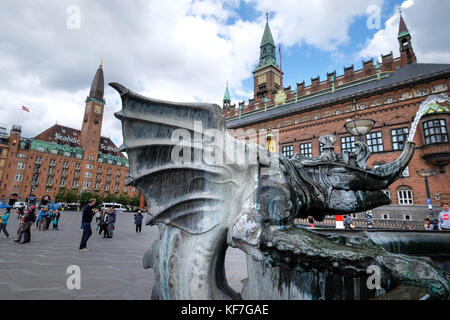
253,14 -> 282,99
80,61 -> 105,160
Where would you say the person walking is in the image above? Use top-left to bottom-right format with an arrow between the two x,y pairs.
134,210 -> 143,233
107,207 -> 116,238
0,207 -> 11,238
438,202 -> 450,231
79,199 -> 97,251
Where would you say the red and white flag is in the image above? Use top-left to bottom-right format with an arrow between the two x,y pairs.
22,106 -> 30,112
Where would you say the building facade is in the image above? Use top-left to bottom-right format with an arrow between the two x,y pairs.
224,15 -> 450,221
0,63 -> 139,205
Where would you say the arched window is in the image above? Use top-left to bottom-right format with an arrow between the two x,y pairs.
397,187 -> 414,205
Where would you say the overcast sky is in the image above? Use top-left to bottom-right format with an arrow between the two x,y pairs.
0,0 -> 449,148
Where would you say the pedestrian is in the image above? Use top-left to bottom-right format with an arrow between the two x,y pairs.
135,210 -> 143,233
15,206 -> 35,244
79,199 -> 97,251
107,207 -> 116,238
99,210 -> 109,237
52,209 -> 60,230
94,209 -> 101,232
0,207 -> 11,238
344,215 -> 355,229
44,209 -> 52,230
36,208 -> 46,230
307,216 -> 314,228
17,205 -> 24,220
438,202 -> 450,231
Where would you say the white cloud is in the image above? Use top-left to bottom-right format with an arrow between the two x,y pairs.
358,0 -> 450,63
1,0 -> 448,149
249,0 -> 385,50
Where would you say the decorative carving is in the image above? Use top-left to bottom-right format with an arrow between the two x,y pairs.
112,83 -> 450,300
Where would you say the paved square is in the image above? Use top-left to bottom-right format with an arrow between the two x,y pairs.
0,210 -> 247,299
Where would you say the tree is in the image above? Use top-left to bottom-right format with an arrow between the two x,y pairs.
129,196 -> 140,207
103,193 -> 115,203
117,194 -> 129,206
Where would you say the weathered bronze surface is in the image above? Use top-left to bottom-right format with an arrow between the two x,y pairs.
112,83 -> 450,300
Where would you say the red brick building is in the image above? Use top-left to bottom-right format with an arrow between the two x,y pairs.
224,15 -> 450,221
0,63 -> 139,205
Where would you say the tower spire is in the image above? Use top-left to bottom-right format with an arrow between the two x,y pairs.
88,61 -> 105,102
254,14 -> 279,72
223,82 -> 231,109
397,11 -> 416,64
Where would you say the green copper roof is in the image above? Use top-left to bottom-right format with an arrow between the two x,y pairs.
254,19 -> 279,72
260,21 -> 275,47
423,102 -> 450,115
223,83 -> 231,101
398,30 -> 410,39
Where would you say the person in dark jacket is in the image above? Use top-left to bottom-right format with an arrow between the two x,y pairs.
134,211 -> 143,233
79,199 -> 97,251
15,206 -> 36,244
107,207 -> 116,238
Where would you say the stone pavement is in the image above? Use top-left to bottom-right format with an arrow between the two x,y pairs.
0,210 -> 247,300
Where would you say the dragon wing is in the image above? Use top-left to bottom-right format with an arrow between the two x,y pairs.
111,82 -> 238,235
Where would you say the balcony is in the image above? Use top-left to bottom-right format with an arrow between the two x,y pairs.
421,143 -> 450,173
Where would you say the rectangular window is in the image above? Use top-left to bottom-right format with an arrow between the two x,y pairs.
398,189 -> 414,205
391,127 -> 409,151
382,214 -> 389,220
35,157 -> 42,164
282,145 -> 294,158
105,183 -> 110,192
15,173 -> 23,181
85,172 -> 92,178
423,119 -> 448,144
404,214 -> 411,221
299,142 -> 312,157
366,131 -> 384,153
63,161 -> 69,168
73,180 -> 79,188
75,163 -> 81,170
17,162 -> 25,170
341,136 -> 356,153
49,159 -> 56,166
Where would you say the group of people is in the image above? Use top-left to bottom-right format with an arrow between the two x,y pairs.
36,208 -> 60,231
78,199 -> 145,252
0,204 -> 61,244
94,207 -> 116,238
424,202 -> 450,231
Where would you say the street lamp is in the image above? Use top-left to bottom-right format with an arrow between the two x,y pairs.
417,169 -> 437,219
344,99 -> 375,142
343,99 -> 376,228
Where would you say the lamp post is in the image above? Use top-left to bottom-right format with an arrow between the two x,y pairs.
417,169 -> 436,219
344,99 -> 375,142
344,99 -> 375,228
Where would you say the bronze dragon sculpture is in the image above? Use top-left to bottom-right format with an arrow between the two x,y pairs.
111,83 -> 450,300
